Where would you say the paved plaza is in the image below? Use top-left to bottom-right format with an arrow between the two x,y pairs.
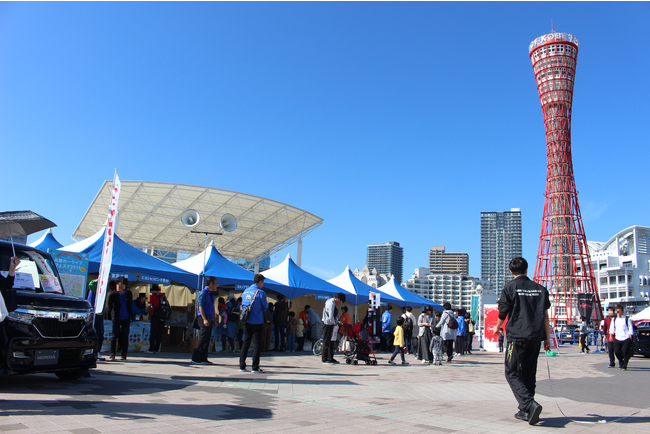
1,345 -> 649,433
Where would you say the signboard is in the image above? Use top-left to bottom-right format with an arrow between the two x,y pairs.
235,284 -> 250,292
577,293 -> 595,322
315,294 -> 330,301
483,304 -> 507,352
51,250 -> 89,299
139,274 -> 170,285
110,272 -> 137,282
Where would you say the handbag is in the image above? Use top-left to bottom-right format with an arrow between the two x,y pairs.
192,315 -> 200,330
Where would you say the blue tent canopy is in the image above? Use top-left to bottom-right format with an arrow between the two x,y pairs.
173,242 -> 288,294
29,229 -> 63,252
60,229 -> 199,289
328,266 -> 401,306
377,278 -> 443,311
261,254 -> 344,300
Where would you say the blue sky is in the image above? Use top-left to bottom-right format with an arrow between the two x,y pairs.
1,2 -> 649,282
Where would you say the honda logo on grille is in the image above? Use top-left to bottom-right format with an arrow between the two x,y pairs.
59,312 -> 69,322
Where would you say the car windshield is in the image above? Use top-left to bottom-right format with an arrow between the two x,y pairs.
1,246 -> 63,294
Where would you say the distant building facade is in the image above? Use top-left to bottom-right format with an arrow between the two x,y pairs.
429,246 -> 469,274
480,208 -> 522,296
589,226 -> 650,315
353,265 -> 392,288
402,267 -> 480,311
367,241 -> 404,284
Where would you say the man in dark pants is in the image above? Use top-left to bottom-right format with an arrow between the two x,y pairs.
107,276 -> 133,361
381,304 -> 393,352
239,274 -> 269,373
146,285 -> 166,354
322,292 -> 346,364
493,257 -> 550,426
273,293 -> 288,351
191,276 -> 218,365
602,307 -> 616,368
609,304 -> 635,370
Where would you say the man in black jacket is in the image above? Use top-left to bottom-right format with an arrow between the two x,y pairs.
107,276 -> 133,361
493,257 -> 550,426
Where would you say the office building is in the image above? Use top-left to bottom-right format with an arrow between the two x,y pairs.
366,241 -> 403,283
402,267 -> 480,311
480,208 -> 522,296
589,226 -> 650,315
429,246 -> 469,274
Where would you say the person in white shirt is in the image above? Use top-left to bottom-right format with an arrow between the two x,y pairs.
608,304 -> 635,370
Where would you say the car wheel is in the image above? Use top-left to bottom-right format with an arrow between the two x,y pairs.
55,368 -> 88,381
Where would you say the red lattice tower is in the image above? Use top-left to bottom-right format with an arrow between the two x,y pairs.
529,32 -> 602,326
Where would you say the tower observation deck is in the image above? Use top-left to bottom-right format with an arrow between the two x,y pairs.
528,32 -> 602,326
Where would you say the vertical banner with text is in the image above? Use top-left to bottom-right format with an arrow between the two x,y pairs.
96,170 -> 121,314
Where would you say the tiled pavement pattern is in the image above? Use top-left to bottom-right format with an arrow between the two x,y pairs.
1,345 -> 649,433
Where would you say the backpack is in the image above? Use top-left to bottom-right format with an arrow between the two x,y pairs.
229,303 -> 241,323
446,313 -> 459,329
241,287 -> 261,324
402,314 -> 413,332
154,296 -> 172,320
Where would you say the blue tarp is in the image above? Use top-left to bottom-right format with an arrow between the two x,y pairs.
328,266 -> 402,306
173,243 -> 289,294
261,254 -> 345,300
60,229 -> 199,289
29,229 -> 63,252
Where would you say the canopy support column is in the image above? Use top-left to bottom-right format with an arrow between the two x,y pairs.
296,238 -> 303,268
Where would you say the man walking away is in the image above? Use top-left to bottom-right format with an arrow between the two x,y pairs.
493,257 -> 550,426
108,277 -> 133,361
322,292 -> 346,364
609,304 -> 634,370
191,276 -> 218,365
239,274 -> 268,373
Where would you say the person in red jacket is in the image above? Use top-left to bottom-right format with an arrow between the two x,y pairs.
602,307 -> 616,368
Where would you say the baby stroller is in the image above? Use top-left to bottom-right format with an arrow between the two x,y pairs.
339,321 -> 378,365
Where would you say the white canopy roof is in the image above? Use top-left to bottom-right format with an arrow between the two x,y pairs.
73,181 -> 323,265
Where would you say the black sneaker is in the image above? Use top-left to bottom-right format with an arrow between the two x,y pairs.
608,364 -> 616,368
331,359 -> 340,364
514,410 -> 529,421
528,402 -> 542,425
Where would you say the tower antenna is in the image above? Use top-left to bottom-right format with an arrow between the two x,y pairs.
551,20 -> 554,33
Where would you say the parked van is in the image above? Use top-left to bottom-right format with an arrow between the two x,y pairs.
1,240 -> 97,380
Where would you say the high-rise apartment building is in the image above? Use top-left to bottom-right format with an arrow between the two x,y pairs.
480,208 -> 522,296
429,246 -> 469,275
367,241 -> 403,284
402,267 -> 480,311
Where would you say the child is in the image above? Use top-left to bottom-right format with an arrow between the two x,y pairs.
429,327 -> 444,366
498,328 -> 504,352
388,317 -> 409,365
287,312 -> 297,352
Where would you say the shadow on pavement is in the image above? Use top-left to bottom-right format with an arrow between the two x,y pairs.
1,402 -> 273,421
538,415 -> 650,428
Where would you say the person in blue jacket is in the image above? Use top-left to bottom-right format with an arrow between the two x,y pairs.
455,309 -> 466,355
239,274 -> 269,373
191,276 -> 218,365
381,304 -> 393,352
